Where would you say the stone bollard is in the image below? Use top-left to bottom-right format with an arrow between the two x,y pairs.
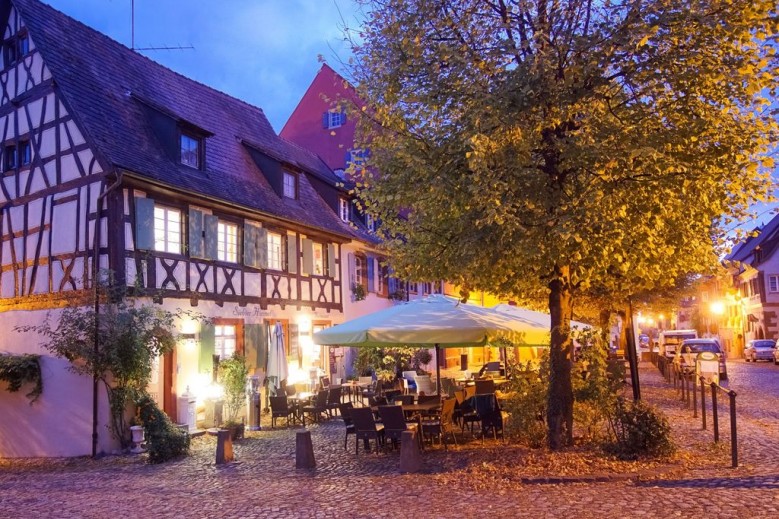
399,430 -> 422,473
296,430 -> 316,469
215,429 -> 234,464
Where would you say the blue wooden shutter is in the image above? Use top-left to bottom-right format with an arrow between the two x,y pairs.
256,228 -> 268,269
188,209 -> 204,258
322,112 -> 329,128
327,243 -> 336,278
243,224 -> 257,267
134,197 -> 155,250
367,256 -> 375,292
198,323 -> 215,374
341,110 -> 347,125
287,235 -> 298,274
302,238 -> 313,275
388,277 -> 397,297
204,215 -> 218,260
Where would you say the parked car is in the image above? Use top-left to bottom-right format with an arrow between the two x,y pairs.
774,347 -> 779,366
673,338 -> 728,380
744,339 -> 776,362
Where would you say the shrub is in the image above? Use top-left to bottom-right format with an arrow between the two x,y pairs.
136,394 -> 190,463
572,330 -> 620,440
607,397 -> 675,459
502,357 -> 548,447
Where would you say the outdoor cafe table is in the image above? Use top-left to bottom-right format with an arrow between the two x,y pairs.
342,381 -> 370,403
456,378 -> 509,388
370,401 -> 441,417
288,391 -> 314,421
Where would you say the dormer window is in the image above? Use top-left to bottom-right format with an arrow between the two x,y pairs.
339,198 -> 350,223
180,131 -> 202,169
283,171 -> 297,199
366,214 -> 375,232
322,110 -> 346,130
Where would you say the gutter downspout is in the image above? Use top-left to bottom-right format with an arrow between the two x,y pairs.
92,172 -> 123,458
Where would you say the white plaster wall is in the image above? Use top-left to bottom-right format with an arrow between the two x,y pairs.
0,308 -> 116,458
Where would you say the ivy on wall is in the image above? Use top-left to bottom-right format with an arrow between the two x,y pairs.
0,353 -> 43,404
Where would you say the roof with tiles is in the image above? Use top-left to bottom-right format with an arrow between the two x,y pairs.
13,0 -> 368,240
726,214 -> 779,267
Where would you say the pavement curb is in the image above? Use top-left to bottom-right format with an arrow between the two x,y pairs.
517,463 -> 683,485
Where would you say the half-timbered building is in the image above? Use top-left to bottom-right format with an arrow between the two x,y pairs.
0,0 -> 382,457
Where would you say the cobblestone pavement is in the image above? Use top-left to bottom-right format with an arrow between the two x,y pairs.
1,363 -> 778,518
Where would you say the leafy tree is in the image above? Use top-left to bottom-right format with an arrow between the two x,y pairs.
348,0 -> 777,448
17,285 -> 198,449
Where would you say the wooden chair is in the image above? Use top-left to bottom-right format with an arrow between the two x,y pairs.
301,390 -> 329,425
362,379 -> 383,403
471,393 -> 503,441
325,386 -> 343,417
269,396 -> 296,428
337,402 -> 356,450
421,397 -> 457,450
351,406 -> 385,455
378,404 -> 418,449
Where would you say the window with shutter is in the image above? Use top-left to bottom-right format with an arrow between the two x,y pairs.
267,232 -> 283,270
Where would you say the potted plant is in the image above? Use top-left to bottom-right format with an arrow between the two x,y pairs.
351,282 -> 366,301
218,354 -> 249,440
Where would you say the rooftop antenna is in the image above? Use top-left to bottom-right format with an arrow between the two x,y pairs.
131,0 -> 194,52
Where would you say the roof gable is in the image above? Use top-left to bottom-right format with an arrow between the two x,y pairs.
11,0 -> 358,239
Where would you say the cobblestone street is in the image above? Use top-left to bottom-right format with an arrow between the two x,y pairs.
2,362 -> 778,518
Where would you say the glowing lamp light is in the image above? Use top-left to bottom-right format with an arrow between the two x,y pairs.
710,301 -> 725,316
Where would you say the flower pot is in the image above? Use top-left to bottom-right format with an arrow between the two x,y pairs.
130,425 -> 146,454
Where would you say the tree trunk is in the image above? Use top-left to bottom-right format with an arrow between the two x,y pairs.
547,264 -> 574,449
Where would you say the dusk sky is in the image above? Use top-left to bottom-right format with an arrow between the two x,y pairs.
43,0 -> 361,132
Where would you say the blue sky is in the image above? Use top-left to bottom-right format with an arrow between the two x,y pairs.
43,0 -> 360,132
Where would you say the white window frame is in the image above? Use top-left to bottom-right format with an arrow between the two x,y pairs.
180,132 -> 201,168
366,214 -> 375,232
769,275 -> 779,293
215,324 -> 237,360
354,254 -> 365,286
153,206 -> 182,254
313,242 -> 324,276
283,171 -> 297,199
339,198 -> 350,222
267,231 -> 283,271
217,221 -> 238,263
327,111 -> 344,129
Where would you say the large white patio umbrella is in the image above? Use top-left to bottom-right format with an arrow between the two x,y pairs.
492,304 -> 591,331
313,295 -> 550,394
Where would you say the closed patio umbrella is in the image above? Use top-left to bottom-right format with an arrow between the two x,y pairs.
313,295 -> 550,394
266,322 -> 288,395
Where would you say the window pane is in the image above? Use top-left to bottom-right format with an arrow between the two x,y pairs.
268,232 -> 282,270
181,134 -> 200,168
153,206 -> 182,254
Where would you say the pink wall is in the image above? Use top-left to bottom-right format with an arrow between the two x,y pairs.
281,64 -> 363,172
